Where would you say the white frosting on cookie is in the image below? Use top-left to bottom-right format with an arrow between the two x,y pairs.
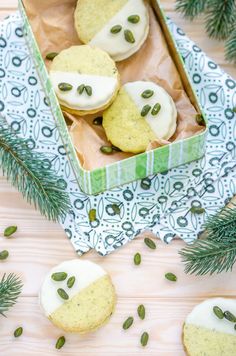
124,81 -> 177,140
50,71 -> 118,111
40,260 -> 107,316
89,0 -> 149,61
186,298 -> 236,336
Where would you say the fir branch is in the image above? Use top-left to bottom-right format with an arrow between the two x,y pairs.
0,273 -> 23,316
0,116 -> 71,221
180,240 -> 236,275
204,204 -> 236,243
205,0 -> 236,40
175,0 -> 207,19
225,26 -> 236,64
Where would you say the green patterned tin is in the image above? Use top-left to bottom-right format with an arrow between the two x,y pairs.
18,0 -> 208,195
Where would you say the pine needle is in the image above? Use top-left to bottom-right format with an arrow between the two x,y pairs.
0,273 -> 23,316
180,240 -> 236,275
175,0 -> 207,19
225,27 -> 236,64
0,116 -> 71,221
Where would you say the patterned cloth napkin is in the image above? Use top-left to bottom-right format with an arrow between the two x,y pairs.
0,12 -> 236,255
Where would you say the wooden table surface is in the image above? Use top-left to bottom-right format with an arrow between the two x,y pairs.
0,1 -> 236,355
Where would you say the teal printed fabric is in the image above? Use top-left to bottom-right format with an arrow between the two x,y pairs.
0,13 -> 236,255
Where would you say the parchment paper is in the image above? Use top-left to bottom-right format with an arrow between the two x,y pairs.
23,0 -> 204,170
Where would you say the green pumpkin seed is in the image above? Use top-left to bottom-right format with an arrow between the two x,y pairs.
233,107 -> 236,113
196,114 -> 204,125
122,316 -> 134,330
0,250 -> 9,260
112,204 -> 120,215
124,29 -> 135,44
14,327 -> 23,338
141,90 -> 154,99
141,105 -> 151,117
56,336 -> 66,350
77,84 -> 85,95
137,304 -> 145,320
144,237 -> 156,250
190,207 -> 205,214
67,276 -> 76,289
128,15 -> 140,24
51,272 -> 68,282
134,252 -> 141,265
58,83 -> 73,92
151,103 -> 161,116
111,145 -> 122,152
85,85 -> 92,96
57,288 -> 69,300
45,52 -> 58,60
100,146 -> 113,155
213,306 -> 224,319
110,25 -> 122,34
89,209 -> 97,222
224,311 -> 236,323
4,226 -> 17,237
165,272 -> 177,282
140,332 -> 149,347
93,117 -> 103,125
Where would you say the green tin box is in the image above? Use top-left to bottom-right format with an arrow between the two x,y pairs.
18,0 -> 208,195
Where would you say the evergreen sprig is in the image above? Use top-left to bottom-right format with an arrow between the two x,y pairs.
175,0 -> 236,63
0,116 -> 71,221
179,205 -> 236,275
0,273 -> 23,316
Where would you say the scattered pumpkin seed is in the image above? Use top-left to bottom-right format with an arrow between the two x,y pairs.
196,114 -> 205,125
58,83 -> 73,92
141,105 -> 151,117
124,29 -> 135,44
77,84 -> 85,95
144,237 -> 156,250
89,209 -> 97,222
67,276 -> 76,289
110,25 -> 122,34
85,85 -> 92,96
128,15 -> 140,24
0,250 -> 9,260
213,306 -> 224,319
56,336 -> 66,350
112,204 -> 120,215
93,117 -> 103,125
190,207 -> 205,214
51,272 -> 68,282
141,90 -> 154,99
45,52 -> 58,60
233,107 -> 236,113
111,145 -> 122,152
134,252 -> 141,265
14,327 -> 23,338
224,311 -> 236,323
151,103 -> 161,116
4,226 -> 17,237
123,316 -> 134,330
137,304 -> 145,320
140,332 -> 149,347
100,146 -> 113,155
57,288 -> 69,300
165,272 -> 177,282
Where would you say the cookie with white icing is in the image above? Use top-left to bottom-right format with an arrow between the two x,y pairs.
183,298 -> 236,356
103,81 -> 177,153
40,259 -> 116,333
49,45 -> 120,115
74,0 -> 149,62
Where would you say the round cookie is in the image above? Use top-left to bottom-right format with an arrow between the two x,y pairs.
103,81 -> 177,153
49,45 -> 120,115
74,0 -> 149,62
183,298 -> 236,356
40,259 -> 116,333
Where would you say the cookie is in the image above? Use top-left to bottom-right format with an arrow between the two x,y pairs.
103,81 -> 177,153
74,0 -> 149,61
183,298 -> 236,356
49,45 -> 120,115
40,259 -> 116,333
